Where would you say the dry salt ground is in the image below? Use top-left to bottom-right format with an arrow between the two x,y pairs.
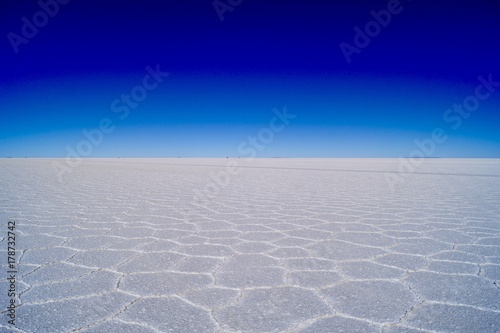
0,158 -> 499,333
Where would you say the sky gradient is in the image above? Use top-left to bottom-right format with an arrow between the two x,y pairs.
1,0 -> 499,157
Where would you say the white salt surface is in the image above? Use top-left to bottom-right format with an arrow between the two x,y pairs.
0,158 -> 499,332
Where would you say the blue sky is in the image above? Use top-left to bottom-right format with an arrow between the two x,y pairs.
1,0 -> 499,157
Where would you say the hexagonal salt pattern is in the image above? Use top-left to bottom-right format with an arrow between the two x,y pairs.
1,158 -> 499,333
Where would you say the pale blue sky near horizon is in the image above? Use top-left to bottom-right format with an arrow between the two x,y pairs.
1,0 -> 499,158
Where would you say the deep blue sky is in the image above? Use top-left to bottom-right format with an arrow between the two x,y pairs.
1,0 -> 499,157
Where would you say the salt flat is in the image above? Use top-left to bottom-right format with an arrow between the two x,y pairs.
1,158 -> 499,333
